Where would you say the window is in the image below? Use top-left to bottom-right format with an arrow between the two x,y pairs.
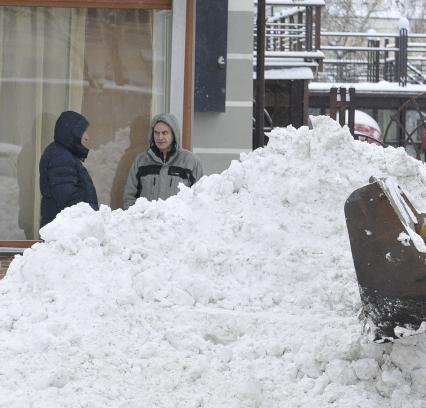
0,5 -> 171,239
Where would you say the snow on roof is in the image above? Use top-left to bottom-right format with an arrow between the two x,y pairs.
267,6 -> 300,22
256,0 -> 325,5
254,66 -> 314,80
309,80 -> 426,95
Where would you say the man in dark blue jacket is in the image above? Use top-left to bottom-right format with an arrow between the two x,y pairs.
39,111 -> 98,228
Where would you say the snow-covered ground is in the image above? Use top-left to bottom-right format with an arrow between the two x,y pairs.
2,117 -> 426,407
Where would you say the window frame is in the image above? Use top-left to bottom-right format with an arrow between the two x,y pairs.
0,0 -> 171,9
0,0 -> 198,243
0,0 -> 175,241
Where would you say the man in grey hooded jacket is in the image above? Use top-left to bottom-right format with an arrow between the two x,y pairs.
123,113 -> 203,208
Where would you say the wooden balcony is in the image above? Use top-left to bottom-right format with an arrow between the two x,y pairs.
317,31 -> 426,86
255,2 -> 426,86
254,1 -> 324,71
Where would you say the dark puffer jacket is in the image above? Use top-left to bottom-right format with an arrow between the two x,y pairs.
39,111 -> 98,228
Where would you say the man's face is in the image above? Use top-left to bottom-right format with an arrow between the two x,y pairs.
81,131 -> 90,148
153,122 -> 174,153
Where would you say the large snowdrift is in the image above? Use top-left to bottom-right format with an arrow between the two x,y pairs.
2,117 -> 426,407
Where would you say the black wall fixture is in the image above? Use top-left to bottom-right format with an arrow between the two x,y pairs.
194,0 -> 228,112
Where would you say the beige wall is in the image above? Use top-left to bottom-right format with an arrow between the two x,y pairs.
192,0 -> 253,175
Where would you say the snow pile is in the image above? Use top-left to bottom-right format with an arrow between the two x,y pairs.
2,117 -> 426,407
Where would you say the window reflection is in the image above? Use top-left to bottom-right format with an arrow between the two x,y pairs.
0,7 -> 169,239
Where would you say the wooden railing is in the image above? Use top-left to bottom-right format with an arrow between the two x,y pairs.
255,5 -> 426,87
317,31 -> 426,85
254,4 -> 324,69
0,240 -> 41,279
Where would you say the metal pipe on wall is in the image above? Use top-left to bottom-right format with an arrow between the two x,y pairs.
254,0 -> 265,149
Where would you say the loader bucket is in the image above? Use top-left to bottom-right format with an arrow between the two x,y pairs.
345,178 -> 426,341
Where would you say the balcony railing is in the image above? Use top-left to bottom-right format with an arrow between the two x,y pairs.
317,31 -> 426,85
254,4 -> 324,69
256,22 -> 426,85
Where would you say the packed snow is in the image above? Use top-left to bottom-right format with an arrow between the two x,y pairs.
2,116 -> 426,407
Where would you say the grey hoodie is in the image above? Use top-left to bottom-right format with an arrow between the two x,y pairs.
123,113 -> 203,208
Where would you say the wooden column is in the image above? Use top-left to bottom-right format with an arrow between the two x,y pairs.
182,0 -> 195,150
330,87 -> 337,120
303,80 -> 309,125
348,87 -> 356,138
314,5 -> 322,71
339,86 -> 346,127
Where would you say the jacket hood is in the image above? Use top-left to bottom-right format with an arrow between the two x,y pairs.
149,112 -> 181,149
54,111 -> 90,159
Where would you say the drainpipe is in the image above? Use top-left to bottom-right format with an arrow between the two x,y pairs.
254,0 -> 265,149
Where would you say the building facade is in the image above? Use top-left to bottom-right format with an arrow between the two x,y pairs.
193,0 -> 253,174
0,0 -> 254,240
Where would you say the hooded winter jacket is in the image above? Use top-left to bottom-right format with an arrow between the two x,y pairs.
123,113 -> 203,208
39,111 -> 98,227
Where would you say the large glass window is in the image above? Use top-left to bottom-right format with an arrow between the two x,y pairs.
0,6 -> 170,239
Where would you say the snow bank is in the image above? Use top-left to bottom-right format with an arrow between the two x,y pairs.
2,117 -> 426,407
